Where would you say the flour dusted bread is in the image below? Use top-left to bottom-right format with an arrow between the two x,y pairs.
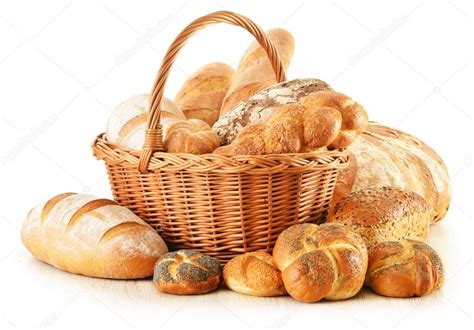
219,28 -> 295,116
347,123 -> 451,223
273,223 -> 368,303
214,78 -> 333,145
366,240 -> 444,297
106,94 -> 185,150
21,193 -> 168,279
223,251 -> 286,297
175,62 -> 234,126
328,187 -> 431,247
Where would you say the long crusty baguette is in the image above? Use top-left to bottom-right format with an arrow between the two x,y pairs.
219,28 -> 295,116
21,193 -> 168,279
175,62 -> 234,126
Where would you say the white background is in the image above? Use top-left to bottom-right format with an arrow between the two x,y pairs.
0,0 -> 473,329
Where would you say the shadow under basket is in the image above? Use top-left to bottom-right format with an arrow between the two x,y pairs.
91,11 -> 350,263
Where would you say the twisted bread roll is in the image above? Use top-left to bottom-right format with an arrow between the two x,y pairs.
303,91 -> 368,149
165,119 -> 220,154
153,250 -> 221,295
175,62 -> 234,126
213,104 -> 342,155
273,223 -> 368,303
21,193 -> 168,279
328,187 -> 430,247
366,240 -> 444,297
223,251 -> 286,297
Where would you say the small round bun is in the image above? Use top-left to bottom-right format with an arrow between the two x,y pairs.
153,250 -> 221,295
273,223 -> 368,303
223,251 -> 287,297
366,240 -> 444,297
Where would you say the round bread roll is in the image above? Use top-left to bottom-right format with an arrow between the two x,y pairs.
273,223 -> 368,303
153,250 -> 221,295
366,240 -> 444,297
106,94 -> 185,150
164,119 -> 220,154
223,251 -> 287,297
327,187 -> 431,247
303,91 -> 368,149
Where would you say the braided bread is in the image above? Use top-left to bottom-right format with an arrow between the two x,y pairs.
153,250 -> 221,295
273,223 -> 368,303
366,240 -> 444,297
213,104 -> 342,155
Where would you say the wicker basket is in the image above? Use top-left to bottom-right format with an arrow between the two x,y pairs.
92,11 -> 349,263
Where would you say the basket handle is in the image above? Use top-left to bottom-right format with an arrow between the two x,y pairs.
138,10 -> 287,173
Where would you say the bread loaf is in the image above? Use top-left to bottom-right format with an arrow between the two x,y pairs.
366,240 -> 444,297
303,91 -> 368,149
106,94 -> 185,150
213,104 -> 342,155
213,78 -> 333,145
273,223 -> 368,303
347,123 -> 451,223
175,62 -> 234,126
164,119 -> 220,154
219,28 -> 295,116
21,193 -> 168,279
223,251 -> 286,297
327,187 -> 431,247
153,250 -> 221,295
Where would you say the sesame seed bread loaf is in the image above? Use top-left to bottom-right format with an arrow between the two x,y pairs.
327,187 -> 431,247
21,193 -> 168,279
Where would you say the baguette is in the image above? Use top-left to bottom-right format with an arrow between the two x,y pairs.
219,28 -> 295,116
175,62 -> 234,126
21,193 -> 168,279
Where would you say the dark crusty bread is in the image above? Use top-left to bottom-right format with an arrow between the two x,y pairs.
153,250 -> 221,295
366,240 -> 444,297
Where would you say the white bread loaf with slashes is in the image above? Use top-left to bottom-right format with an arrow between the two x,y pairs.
21,193 -> 168,279
106,94 -> 185,150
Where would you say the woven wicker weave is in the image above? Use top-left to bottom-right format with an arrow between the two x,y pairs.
92,11 -> 349,262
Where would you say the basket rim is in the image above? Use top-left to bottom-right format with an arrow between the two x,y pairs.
92,133 -> 350,174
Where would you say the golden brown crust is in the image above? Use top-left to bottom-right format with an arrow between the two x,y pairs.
303,91 -> 368,149
223,251 -> 286,297
153,250 -> 221,295
348,123 -> 451,223
366,240 -> 444,297
220,28 -> 294,116
328,154 -> 357,217
164,119 -> 221,154
21,194 -> 168,279
327,187 -> 431,247
175,62 -> 234,126
273,223 -> 368,303
220,102 -> 344,155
